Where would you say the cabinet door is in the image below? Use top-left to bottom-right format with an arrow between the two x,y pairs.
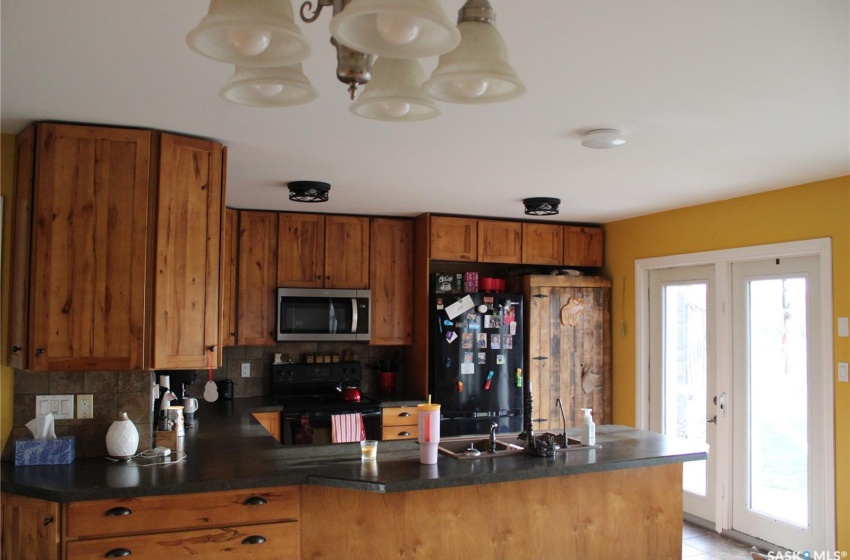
220,208 -> 238,347
370,218 -> 413,345
277,213 -> 325,288
7,125 -> 35,368
478,220 -> 521,264
252,412 -> 281,441
522,223 -> 564,265
430,216 -> 477,261
1,493 -> 60,560
152,134 -> 223,369
324,215 -> 369,289
237,211 -> 278,346
563,226 -> 603,267
29,124 -> 151,371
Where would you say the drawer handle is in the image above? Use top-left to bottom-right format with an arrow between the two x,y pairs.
105,548 -> 132,557
104,507 -> 133,517
399,431 -> 411,437
242,496 -> 268,506
242,535 -> 267,545
398,412 -> 411,417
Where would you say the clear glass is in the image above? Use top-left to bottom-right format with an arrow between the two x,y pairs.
663,283 -> 708,496
360,439 -> 378,461
747,278 -> 808,527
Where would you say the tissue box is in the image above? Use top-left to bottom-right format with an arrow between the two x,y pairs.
15,436 -> 75,466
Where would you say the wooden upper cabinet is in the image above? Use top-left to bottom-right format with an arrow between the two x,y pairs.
7,126 -> 36,369
277,213 -> 325,288
151,134 -> 223,369
324,215 -> 369,288
27,124 -> 152,371
522,222 -> 564,265
238,211 -> 278,346
370,218 -> 413,345
430,216 -> 477,261
564,226 -> 604,267
220,208 -> 238,347
478,220 -> 521,264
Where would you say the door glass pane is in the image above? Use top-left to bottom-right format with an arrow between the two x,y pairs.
663,283 -> 707,496
747,278 -> 808,527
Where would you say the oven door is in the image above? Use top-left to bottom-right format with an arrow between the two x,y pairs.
280,408 -> 381,446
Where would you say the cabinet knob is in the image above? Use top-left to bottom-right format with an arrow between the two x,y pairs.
207,345 -> 217,352
11,346 -> 22,353
241,535 -> 267,545
42,517 -> 53,526
105,548 -> 132,557
241,496 -> 268,506
104,507 -> 133,517
35,348 -> 45,356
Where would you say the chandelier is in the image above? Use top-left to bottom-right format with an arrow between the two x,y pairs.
187,0 -> 525,121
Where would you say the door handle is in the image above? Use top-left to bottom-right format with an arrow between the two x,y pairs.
707,415 -> 717,424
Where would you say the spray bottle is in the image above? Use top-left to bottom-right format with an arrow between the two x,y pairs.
580,408 -> 595,446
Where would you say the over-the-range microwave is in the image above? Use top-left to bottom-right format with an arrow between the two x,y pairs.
276,288 -> 371,342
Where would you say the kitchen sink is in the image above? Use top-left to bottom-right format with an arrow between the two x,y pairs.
533,432 -> 590,451
437,437 -> 526,460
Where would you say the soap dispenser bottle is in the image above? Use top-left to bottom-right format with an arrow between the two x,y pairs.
581,408 -> 595,446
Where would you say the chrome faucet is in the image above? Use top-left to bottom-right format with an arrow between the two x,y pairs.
555,398 -> 567,446
518,378 -> 535,448
488,422 -> 498,453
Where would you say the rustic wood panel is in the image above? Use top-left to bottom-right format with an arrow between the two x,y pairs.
251,412 -> 281,442
30,124 -> 151,371
65,522 -> 299,560
369,218 -> 413,345
521,222 -> 564,265
151,133 -> 222,368
478,219 -> 522,263
2,493 -> 60,560
429,215 -> 477,261
277,213 -> 325,288
564,226 -> 604,267
237,211 -> 278,346
220,208 -> 238,347
409,214 -> 431,400
301,464 -> 683,560
324,215 -> 369,288
7,125 -> 35,368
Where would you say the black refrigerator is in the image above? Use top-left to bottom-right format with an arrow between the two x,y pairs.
429,292 -> 524,437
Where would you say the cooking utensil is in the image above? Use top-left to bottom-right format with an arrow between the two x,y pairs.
336,377 -> 362,402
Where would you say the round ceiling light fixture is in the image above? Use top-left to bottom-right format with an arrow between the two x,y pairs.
581,129 -> 626,149
288,181 -> 330,203
523,197 -> 561,216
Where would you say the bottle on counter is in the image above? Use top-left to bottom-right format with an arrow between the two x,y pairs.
581,408 -> 596,446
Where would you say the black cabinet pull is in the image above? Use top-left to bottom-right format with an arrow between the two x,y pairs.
104,507 -> 133,517
242,496 -> 267,506
399,431 -> 411,437
11,346 -> 22,353
105,548 -> 132,557
42,517 -> 53,526
241,535 -> 267,545
35,348 -> 45,356
398,412 -> 410,417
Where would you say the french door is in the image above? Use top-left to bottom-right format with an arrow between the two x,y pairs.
641,240 -> 834,551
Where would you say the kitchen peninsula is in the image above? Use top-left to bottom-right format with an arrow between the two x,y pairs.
2,398 -> 707,559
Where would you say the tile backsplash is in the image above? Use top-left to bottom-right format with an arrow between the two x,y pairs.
4,343 -> 407,459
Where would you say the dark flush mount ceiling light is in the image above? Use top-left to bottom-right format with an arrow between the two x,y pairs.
523,197 -> 561,216
288,181 -> 330,203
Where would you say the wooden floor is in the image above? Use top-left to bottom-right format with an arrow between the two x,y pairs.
682,521 -> 759,559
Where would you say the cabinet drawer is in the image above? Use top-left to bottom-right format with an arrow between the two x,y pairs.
382,425 -> 418,440
66,521 -> 298,560
66,486 -> 299,538
382,406 -> 418,426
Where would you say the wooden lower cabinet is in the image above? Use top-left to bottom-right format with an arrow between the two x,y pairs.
63,486 -> 298,560
301,463 -> 683,560
381,406 -> 418,441
1,493 -> 60,560
252,412 -> 281,442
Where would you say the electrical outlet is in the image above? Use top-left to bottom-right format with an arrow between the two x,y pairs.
34,395 -> 75,419
241,363 -> 251,378
839,362 -> 849,383
77,394 -> 94,419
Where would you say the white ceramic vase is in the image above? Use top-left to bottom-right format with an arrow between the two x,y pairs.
106,412 -> 139,460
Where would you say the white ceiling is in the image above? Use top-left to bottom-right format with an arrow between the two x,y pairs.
2,1 -> 848,223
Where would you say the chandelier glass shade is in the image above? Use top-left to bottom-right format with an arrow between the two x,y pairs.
187,0 -> 524,117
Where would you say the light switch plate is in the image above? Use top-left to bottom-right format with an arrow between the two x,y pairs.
838,362 -> 849,383
838,317 -> 849,337
241,363 -> 251,377
35,395 -> 75,419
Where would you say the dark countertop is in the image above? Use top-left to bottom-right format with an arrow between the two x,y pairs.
1,397 -> 707,503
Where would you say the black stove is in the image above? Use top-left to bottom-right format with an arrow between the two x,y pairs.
271,362 -> 381,445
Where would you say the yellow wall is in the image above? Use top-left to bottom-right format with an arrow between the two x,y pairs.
1,133 -> 15,451
602,176 -> 850,549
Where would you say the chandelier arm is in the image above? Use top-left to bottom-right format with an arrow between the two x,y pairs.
300,0 -> 332,23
